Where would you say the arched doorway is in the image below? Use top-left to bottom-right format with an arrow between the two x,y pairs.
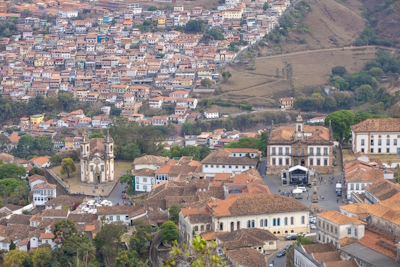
231,222 -> 234,232
294,159 -> 298,166
237,221 -> 240,230
96,174 -> 100,183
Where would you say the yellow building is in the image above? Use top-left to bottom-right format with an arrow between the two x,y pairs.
158,17 -> 166,25
223,8 -> 243,19
34,58 -> 45,67
30,114 -> 44,124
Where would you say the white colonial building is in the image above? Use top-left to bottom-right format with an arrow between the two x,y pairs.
351,118 -> 400,155
316,210 -> 365,248
32,183 -> 57,206
80,132 -> 115,183
204,110 -> 219,119
133,168 -> 155,192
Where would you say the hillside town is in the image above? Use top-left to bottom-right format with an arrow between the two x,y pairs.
0,0 -> 399,266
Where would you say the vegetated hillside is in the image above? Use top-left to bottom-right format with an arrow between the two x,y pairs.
359,0 -> 400,47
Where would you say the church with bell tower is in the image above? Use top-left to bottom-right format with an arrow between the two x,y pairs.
266,114 -> 334,175
80,130 -> 115,183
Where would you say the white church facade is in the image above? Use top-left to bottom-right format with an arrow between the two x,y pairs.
80,132 -> 115,183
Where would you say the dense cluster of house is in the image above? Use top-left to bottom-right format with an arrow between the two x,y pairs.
0,0 -> 291,128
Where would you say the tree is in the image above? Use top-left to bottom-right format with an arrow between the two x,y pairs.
148,6 -> 157,11
119,143 -> 141,161
120,174 -> 135,195
32,246 -> 52,267
60,158 -> 76,178
3,249 -> 28,267
89,132 -> 105,139
49,154 -> 62,165
94,222 -> 127,267
0,164 -> 26,179
78,242 -> 96,267
263,2 -> 268,10
368,67 -> 383,79
200,78 -> 213,89
161,221 -> 179,243
169,205 -> 181,224
355,84 -> 374,102
199,145 -> 211,161
222,71 -> 232,83
115,251 -> 148,267
332,66 -> 347,76
28,167 -> 43,176
53,219 -> 78,244
164,237 -> 225,267
0,134 -> 10,148
184,19 -> 205,33
9,240 -> 16,250
129,227 -> 151,255
276,68 -> 280,78
324,110 -> 355,142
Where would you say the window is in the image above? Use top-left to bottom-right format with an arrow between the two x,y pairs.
331,225 -> 333,232
317,159 -> 321,166
272,159 -> 276,165
355,228 -> 357,237
371,148 -> 374,153
319,220 -> 321,227
279,159 -> 282,165
272,148 -> 276,155
335,228 -> 337,235
301,148 -> 304,155
371,139 -> 374,145
137,185 -> 139,190
324,159 -> 327,166
361,139 -> 365,146
277,218 -> 280,226
116,215 -> 120,221
291,217 -> 294,225
126,215 -> 129,221
229,166 -> 231,168
273,219 -> 276,226
356,184 -> 359,190
143,177 -> 147,183
310,159 -> 314,166
310,148 -> 314,155
284,217 -> 288,225
318,234 -> 321,241
301,216 -> 305,224
252,220 -> 255,228
323,222 -> 325,229
387,148 -> 390,153
378,148 -> 381,153
201,225 -> 204,231
101,165 -> 104,171
260,219 -> 263,227
361,148 -> 364,153
109,216 -> 113,221
286,159 -> 289,165
317,148 -> 321,155
264,219 -> 268,226
279,148 -> 282,155
143,185 -> 147,191
295,149 -> 298,155
387,139 -> 390,145
324,148 -> 328,155
219,223 -> 223,231
348,228 -> 351,235
350,184 -> 354,190
323,236 -> 325,242
285,148 -> 289,155
395,139 -> 398,146
247,220 -> 251,228
378,139 -> 381,146
90,166 -> 93,172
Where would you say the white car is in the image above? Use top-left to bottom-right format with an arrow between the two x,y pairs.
296,187 -> 307,192
310,224 -> 316,230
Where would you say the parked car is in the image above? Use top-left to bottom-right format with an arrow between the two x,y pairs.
310,224 -> 316,230
277,250 -> 286,257
122,190 -> 126,194
285,244 -> 291,250
286,234 -> 297,240
121,194 -> 126,199
268,264 -> 274,267
333,161 -> 337,166
296,187 -> 307,192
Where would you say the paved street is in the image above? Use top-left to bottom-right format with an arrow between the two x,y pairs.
105,181 -> 127,205
259,149 -> 345,211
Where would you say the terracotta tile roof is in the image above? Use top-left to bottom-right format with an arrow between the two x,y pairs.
40,233 -> 55,239
89,138 -> 104,155
67,213 -> 97,223
345,169 -> 384,183
303,243 -> 336,254
217,228 -> 277,251
269,125 -> 331,143
317,210 -> 365,226
200,231 -> 227,241
31,156 -> 50,165
325,260 -> 359,267
45,195 -> 83,207
33,182 -> 56,189
28,174 -> 46,183
337,237 -> 358,247
132,168 -> 155,176
358,229 -> 398,260
225,248 -> 267,267
5,214 -> 32,225
213,173 -> 231,181
133,155 -> 168,165
313,251 -> 341,263
42,209 -> 68,217
351,118 -> 400,132
207,194 -> 308,217
365,180 -> 400,201
339,203 -> 371,215
97,206 -> 143,216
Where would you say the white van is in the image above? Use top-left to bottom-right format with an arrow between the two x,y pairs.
297,187 -> 307,192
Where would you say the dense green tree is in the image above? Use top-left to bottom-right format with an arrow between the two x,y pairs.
94,222 -> 127,267
3,249 -> 28,267
200,78 -> 213,88
129,227 -> 151,255
148,6 -> 157,11
115,251 -> 148,267
161,221 -> 179,243
89,132 -> 105,139
184,19 -> 205,33
0,164 -> 26,179
32,246 -> 52,267
324,110 -> 355,142
49,154 -> 62,165
120,174 -> 136,195
222,71 -> 232,83
169,205 -> 181,224
118,143 -> 141,161
9,240 -> 16,250
78,242 -> 96,267
60,158 -> 76,178
368,67 -> 384,79
332,66 -> 347,76
356,84 -> 374,102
